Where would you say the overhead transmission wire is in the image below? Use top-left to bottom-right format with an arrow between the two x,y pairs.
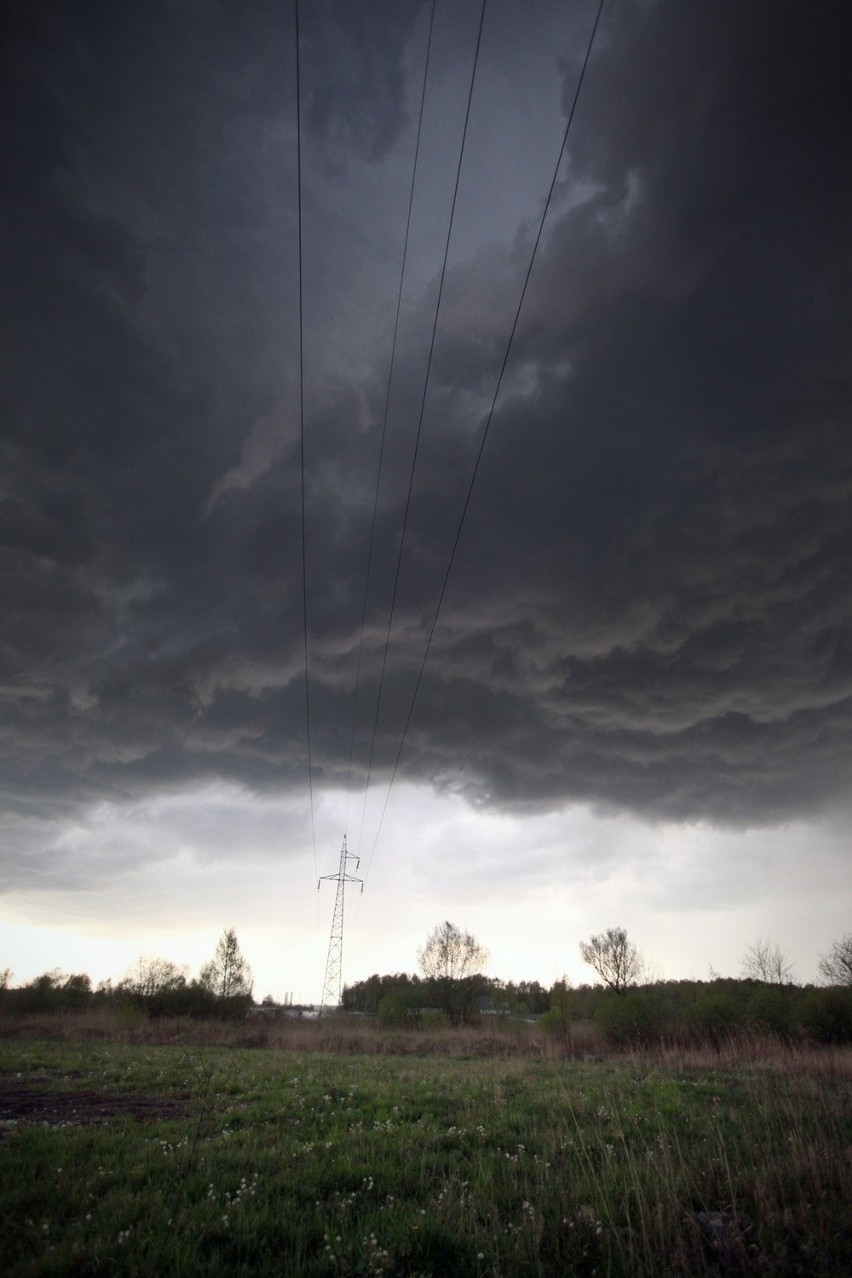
354,0 -> 488,861
361,0 -> 607,881
295,0 -> 317,879
343,0 -> 437,839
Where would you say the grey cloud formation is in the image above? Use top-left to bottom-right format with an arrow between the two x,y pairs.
1,0 -> 850,892
299,0 -> 422,170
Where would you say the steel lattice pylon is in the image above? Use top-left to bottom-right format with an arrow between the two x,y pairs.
319,836 -> 363,1010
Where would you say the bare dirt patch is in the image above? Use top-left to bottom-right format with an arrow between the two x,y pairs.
0,1077 -> 189,1127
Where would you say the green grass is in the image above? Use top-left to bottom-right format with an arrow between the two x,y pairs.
1,1037 -> 849,1275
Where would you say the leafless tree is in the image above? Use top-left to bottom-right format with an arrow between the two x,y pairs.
418,921 -> 489,1025
818,933 -> 852,987
418,921 -> 488,982
200,928 -> 253,998
740,937 -> 793,984
579,927 -> 642,995
120,955 -> 188,997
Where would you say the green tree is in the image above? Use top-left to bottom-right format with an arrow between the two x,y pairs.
540,977 -> 574,1036
19,971 -> 63,1013
61,973 -> 92,1010
377,985 -> 424,1028
200,928 -> 253,999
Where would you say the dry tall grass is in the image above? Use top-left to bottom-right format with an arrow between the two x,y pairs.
2,1007 -> 851,1075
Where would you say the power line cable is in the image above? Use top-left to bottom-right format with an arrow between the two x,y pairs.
344,0 -> 437,837
355,0 -> 488,859
295,0 -> 318,879
362,0 -> 607,879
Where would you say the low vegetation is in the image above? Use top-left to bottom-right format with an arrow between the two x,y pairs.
4,922 -> 851,1047
2,924 -> 850,1271
1,1034 -> 849,1276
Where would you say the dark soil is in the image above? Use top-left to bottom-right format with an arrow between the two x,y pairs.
0,1077 -> 189,1127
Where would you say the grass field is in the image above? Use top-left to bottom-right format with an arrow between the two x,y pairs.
1,1029 -> 849,1275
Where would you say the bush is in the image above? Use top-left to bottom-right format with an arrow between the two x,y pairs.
117,982 -> 250,1020
540,980 -> 578,1036
745,984 -> 795,1037
378,991 -> 422,1029
685,989 -> 739,1044
538,1008 -> 569,1036
800,986 -> 852,1043
3,972 -> 93,1015
595,991 -> 661,1046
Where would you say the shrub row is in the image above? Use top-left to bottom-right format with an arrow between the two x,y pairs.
0,974 -> 251,1020
542,980 -> 852,1046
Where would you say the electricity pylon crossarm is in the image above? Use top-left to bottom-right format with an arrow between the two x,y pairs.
318,835 -> 363,1010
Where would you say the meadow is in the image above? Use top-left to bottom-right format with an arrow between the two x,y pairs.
0,1023 -> 850,1276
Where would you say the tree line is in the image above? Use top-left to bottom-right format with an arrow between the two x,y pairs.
3,922 -> 850,1044
0,928 -> 253,1019
341,922 -> 852,1044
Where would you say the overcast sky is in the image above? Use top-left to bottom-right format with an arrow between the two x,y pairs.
2,0 -> 850,1001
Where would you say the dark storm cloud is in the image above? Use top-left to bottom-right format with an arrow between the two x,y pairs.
1,0 -> 850,888
405,0 -> 852,822
298,1 -> 423,170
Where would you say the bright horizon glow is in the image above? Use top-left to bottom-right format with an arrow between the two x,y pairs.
2,782 -> 846,1001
